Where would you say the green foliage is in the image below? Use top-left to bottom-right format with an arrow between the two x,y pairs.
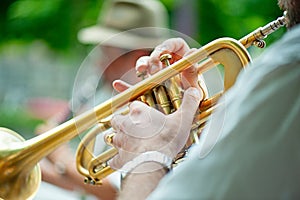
0,0 -> 102,51
0,105 -> 43,139
2,0 -> 66,49
0,0 -> 286,52
196,0 -> 285,45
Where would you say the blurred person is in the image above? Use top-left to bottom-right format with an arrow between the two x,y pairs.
107,0 -> 300,199
33,0 -> 169,200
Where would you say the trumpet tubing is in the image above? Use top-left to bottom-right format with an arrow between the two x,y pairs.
76,14 -> 287,185
0,14 -> 286,199
77,37 -> 253,185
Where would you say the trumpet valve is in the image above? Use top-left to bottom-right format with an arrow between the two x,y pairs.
104,132 -> 115,146
160,53 -> 172,66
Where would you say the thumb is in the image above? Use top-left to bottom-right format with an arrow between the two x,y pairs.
176,87 -> 202,124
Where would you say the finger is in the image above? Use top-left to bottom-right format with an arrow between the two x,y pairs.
135,56 -> 151,74
121,101 -> 166,139
181,48 -> 209,97
148,38 -> 190,74
126,101 -> 156,138
181,65 -> 199,90
108,153 -> 123,170
112,80 -> 132,92
128,101 -> 149,115
135,55 -> 162,76
111,114 -> 126,132
109,130 -> 123,148
110,114 -> 128,149
181,48 -> 200,90
151,38 -> 190,59
175,87 -> 203,124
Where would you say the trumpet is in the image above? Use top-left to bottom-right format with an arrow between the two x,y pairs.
0,14 -> 286,200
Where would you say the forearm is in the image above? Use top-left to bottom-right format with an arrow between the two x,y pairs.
118,162 -> 168,200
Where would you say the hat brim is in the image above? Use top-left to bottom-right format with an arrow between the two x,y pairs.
78,25 -> 167,49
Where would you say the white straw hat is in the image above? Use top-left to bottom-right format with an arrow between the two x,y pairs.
78,0 -> 169,49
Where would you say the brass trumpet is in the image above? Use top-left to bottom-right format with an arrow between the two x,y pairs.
0,15 -> 286,200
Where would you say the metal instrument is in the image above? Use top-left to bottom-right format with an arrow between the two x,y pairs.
0,14 -> 286,199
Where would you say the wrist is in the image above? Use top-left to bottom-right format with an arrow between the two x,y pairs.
120,151 -> 172,178
119,162 -> 168,200
131,162 -> 168,174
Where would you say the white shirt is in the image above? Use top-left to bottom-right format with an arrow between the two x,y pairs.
148,25 -> 300,199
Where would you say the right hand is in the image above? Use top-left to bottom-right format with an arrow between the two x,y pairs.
113,38 -> 207,94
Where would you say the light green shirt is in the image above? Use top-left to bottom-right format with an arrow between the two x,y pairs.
148,25 -> 300,200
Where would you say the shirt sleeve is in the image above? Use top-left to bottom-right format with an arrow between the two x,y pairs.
147,27 -> 300,199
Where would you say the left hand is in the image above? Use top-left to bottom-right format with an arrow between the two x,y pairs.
108,87 -> 203,170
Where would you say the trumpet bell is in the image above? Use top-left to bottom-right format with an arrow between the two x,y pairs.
0,128 -> 41,200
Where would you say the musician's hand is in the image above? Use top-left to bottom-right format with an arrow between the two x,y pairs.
113,38 -> 207,94
136,38 -> 190,74
108,87 -> 203,170
136,38 -> 203,90
110,38 -> 206,170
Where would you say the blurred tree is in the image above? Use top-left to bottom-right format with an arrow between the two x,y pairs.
0,0 -> 286,52
0,0 -> 102,52
0,105 -> 43,139
196,0 -> 285,45
0,0 -> 104,137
